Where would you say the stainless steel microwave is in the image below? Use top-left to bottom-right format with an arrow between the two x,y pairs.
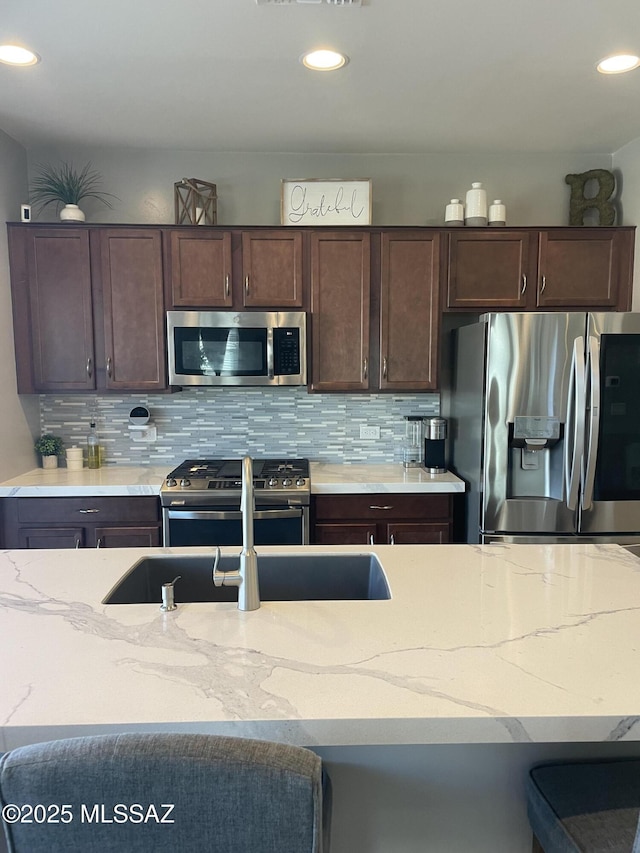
167,310 -> 307,387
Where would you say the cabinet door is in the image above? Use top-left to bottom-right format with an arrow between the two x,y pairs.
22,229 -> 95,391
94,526 -> 161,548
445,230 -> 535,310
314,523 -> 373,546
100,229 -> 167,390
168,230 -> 232,307
17,527 -> 84,549
380,231 -> 440,391
386,522 -> 451,544
536,230 -> 626,309
241,231 -> 303,307
310,232 -> 371,391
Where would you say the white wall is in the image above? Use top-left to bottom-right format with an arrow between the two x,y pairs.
613,138 -> 640,309
0,130 -> 39,481
26,145 -> 614,227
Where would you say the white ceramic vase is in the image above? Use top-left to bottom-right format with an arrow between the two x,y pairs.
59,203 -> 85,222
41,455 -> 58,469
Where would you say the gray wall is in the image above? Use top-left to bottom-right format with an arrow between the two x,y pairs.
614,138 -> 640,309
0,130 -> 38,481
2,141 -> 636,472
26,145 -> 615,227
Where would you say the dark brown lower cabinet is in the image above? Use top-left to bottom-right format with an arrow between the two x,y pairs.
312,493 -> 452,545
1,497 -> 161,549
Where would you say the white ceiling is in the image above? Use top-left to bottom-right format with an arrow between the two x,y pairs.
2,0 -> 640,155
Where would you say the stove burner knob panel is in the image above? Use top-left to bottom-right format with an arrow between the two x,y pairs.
166,477 -> 177,487
282,477 -> 293,487
180,478 -> 191,487
268,477 -> 279,487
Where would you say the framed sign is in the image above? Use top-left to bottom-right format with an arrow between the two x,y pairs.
281,178 -> 372,226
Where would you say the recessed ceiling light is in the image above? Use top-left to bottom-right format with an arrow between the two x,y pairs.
0,44 -> 40,66
301,49 -> 348,71
596,53 -> 640,74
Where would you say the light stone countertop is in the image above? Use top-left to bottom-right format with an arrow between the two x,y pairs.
0,463 -> 465,497
1,542 -> 639,752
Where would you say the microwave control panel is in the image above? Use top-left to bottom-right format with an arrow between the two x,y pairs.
273,328 -> 301,375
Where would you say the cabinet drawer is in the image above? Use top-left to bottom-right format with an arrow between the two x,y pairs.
16,497 -> 160,524
313,493 -> 451,521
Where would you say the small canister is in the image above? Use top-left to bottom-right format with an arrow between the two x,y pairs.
444,198 -> 464,226
488,199 -> 506,226
424,417 -> 447,473
66,446 -> 84,471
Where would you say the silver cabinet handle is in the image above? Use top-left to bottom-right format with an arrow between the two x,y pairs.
106,357 -> 112,378
225,274 -> 230,298
370,505 -> 393,511
383,356 -> 388,379
363,357 -> 368,380
521,274 -> 527,295
96,538 -> 102,548
78,508 -> 100,514
369,533 -> 375,545
86,357 -> 93,378
540,275 -> 547,294
244,275 -> 250,295
75,537 -> 81,549
390,533 -> 395,545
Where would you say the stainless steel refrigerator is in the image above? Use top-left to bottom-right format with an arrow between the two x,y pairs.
447,312 -> 640,544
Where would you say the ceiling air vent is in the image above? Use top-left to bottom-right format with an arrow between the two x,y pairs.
256,0 -> 362,6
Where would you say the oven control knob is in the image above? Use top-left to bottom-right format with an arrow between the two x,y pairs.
268,477 -> 279,487
166,477 -> 177,487
180,478 -> 191,487
296,477 -> 306,487
282,477 -> 293,487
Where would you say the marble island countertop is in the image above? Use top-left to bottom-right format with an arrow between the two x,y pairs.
0,463 -> 465,496
1,542 -> 639,752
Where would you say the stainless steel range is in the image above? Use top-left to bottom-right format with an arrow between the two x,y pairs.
161,458 -> 310,546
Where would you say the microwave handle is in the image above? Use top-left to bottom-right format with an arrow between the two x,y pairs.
267,327 -> 274,379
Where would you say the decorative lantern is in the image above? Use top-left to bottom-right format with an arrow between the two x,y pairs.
174,178 -> 218,225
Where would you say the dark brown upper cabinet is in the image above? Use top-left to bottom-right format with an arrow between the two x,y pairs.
444,227 -> 634,312
310,230 -> 441,392
8,224 -> 167,393
166,228 -> 303,309
379,231 -> 440,391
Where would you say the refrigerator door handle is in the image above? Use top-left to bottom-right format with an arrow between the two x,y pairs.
564,336 -> 585,511
581,335 -> 601,511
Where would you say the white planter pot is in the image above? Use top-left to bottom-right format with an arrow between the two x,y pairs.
41,455 -> 58,469
59,204 -> 85,222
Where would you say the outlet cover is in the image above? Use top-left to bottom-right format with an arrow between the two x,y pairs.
360,425 -> 380,440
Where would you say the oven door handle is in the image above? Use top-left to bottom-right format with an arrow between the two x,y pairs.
166,508 -> 302,521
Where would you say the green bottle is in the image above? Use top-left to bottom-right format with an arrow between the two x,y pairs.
87,419 -> 100,469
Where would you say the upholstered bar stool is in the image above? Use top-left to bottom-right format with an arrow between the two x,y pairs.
527,759 -> 640,852
0,732 -> 331,853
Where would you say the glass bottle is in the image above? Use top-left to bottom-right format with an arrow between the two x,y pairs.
87,418 -> 100,469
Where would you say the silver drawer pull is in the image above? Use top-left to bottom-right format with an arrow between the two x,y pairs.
225,274 -> 230,298
369,533 -> 375,545
78,508 -> 100,514
370,505 -> 393,511
390,533 -> 395,545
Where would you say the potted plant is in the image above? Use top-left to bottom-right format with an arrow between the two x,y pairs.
29,161 -> 117,222
34,434 -> 65,469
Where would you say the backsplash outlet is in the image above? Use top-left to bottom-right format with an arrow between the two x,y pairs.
40,388 -> 439,466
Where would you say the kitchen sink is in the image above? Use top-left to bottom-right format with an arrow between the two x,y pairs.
102,553 -> 391,604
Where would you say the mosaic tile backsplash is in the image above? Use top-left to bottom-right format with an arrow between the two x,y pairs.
40,388 -> 440,466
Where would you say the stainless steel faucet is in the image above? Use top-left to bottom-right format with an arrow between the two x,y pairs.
212,455 -> 260,610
